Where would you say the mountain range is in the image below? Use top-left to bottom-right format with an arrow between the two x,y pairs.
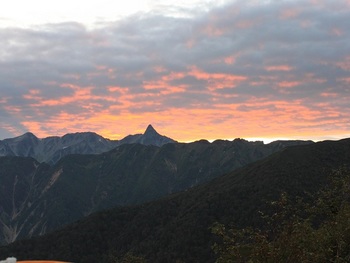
0,138 -> 349,262
0,125 -> 176,164
0,127 -> 312,245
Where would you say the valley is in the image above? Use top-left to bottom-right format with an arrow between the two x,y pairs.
0,127 -> 311,246
1,128 -> 349,262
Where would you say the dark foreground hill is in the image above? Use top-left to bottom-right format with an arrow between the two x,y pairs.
1,138 -> 349,263
0,138 -> 309,245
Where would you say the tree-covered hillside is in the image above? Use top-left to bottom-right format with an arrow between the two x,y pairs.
0,139 -> 307,245
0,139 -> 349,262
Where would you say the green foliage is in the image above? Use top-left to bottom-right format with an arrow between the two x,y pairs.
212,168 -> 350,263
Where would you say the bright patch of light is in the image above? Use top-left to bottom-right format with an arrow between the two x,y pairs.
0,0 -> 230,28
0,0 -> 148,28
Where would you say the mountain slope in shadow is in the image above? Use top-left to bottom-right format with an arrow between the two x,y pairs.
0,138 -> 311,245
1,138 -> 349,263
0,125 -> 176,164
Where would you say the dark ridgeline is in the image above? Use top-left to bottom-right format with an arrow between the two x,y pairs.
1,138 -> 349,263
119,124 -> 176,146
0,133 -> 311,246
0,125 -> 176,164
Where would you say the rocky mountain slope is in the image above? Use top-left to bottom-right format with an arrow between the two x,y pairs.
118,124 -> 176,146
0,138 -> 312,245
0,125 -> 176,164
0,138 -> 348,263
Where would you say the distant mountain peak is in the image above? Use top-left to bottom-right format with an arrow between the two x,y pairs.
19,132 -> 37,139
0,125 -> 177,163
118,124 -> 176,146
12,132 -> 39,143
144,124 -> 158,135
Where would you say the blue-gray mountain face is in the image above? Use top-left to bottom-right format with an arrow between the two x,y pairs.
1,138 -> 348,263
0,134 -> 313,245
0,125 -> 176,164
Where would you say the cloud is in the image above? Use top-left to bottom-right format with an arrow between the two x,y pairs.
0,0 -> 349,141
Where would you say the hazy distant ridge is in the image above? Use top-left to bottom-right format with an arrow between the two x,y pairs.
0,137 -> 312,245
0,125 -> 176,164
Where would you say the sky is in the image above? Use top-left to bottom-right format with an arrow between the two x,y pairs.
1,0 -> 350,142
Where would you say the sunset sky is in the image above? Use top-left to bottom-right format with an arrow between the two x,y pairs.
1,0 -> 349,142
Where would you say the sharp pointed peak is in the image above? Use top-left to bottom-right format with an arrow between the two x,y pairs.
144,124 -> 158,134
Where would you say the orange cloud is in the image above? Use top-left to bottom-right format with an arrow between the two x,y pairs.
189,66 -> 247,89
1,123 -> 23,135
266,65 -> 293,72
338,77 -> 350,84
278,81 -> 301,88
279,8 -> 301,19
23,89 -> 42,100
25,84 -> 117,108
320,92 -> 338,98
303,73 -> 327,84
108,86 -> 128,93
142,71 -> 187,93
4,105 -> 22,114
224,56 -> 235,65
336,56 -> 350,71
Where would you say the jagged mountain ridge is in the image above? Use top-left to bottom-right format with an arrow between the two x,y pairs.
1,138 -> 349,263
0,125 -> 176,164
119,124 -> 176,146
0,138 -> 312,245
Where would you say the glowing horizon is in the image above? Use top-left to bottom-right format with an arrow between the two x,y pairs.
4,122 -> 350,145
